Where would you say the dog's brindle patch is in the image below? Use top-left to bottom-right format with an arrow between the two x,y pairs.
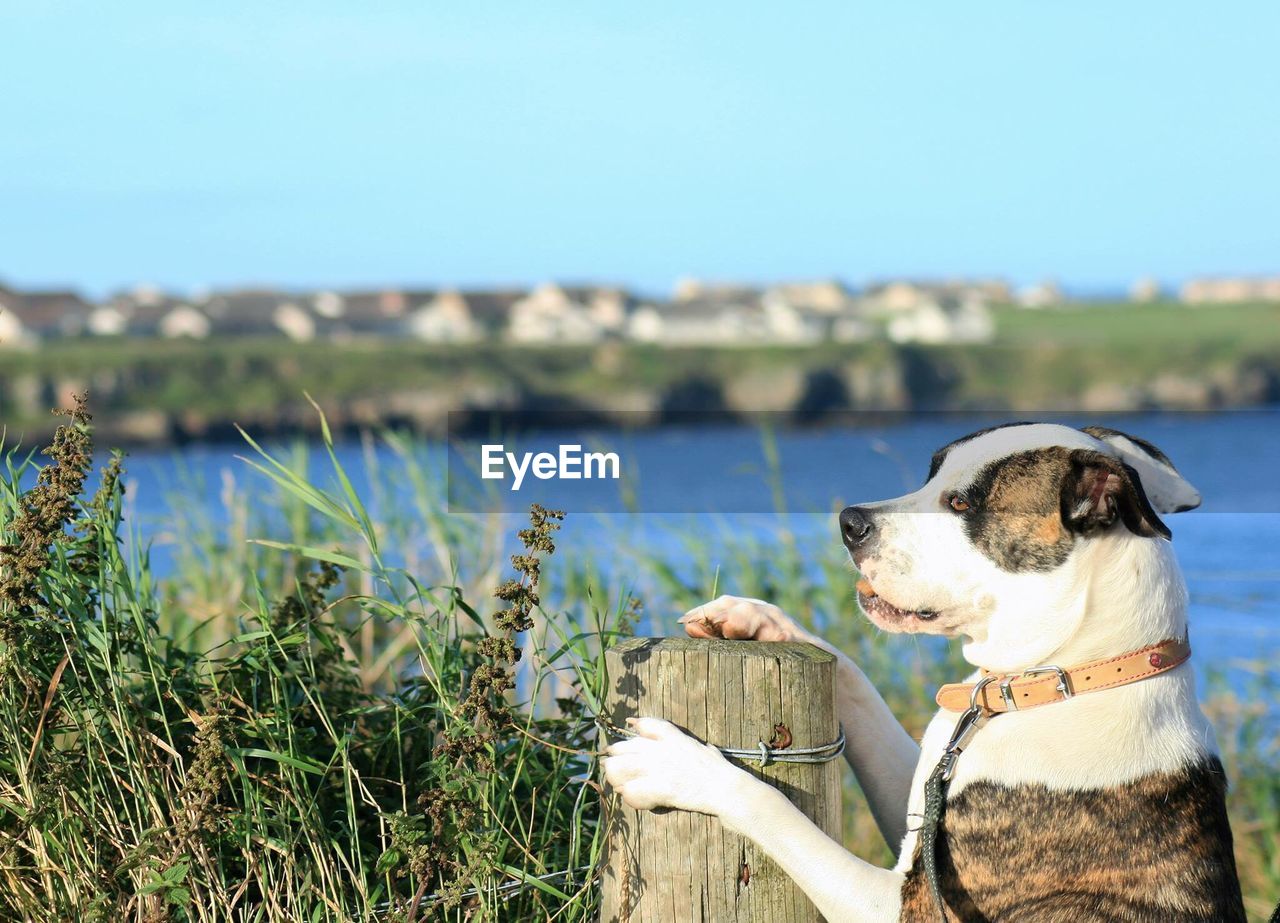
956,448 -> 1078,572
898,756 -> 1247,922
950,446 -> 1170,572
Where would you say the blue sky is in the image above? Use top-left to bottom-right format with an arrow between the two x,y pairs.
3,2 -> 1278,297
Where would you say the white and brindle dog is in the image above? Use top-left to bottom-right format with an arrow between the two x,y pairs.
602,423 -> 1251,922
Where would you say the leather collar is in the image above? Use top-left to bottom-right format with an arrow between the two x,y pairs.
936,637 -> 1191,715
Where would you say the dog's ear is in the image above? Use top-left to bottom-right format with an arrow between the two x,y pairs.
1062,449 -> 1172,540
1079,425 -> 1201,514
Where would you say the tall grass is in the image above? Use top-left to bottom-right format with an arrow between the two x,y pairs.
0,401 -> 626,921
1,403 -> 1276,920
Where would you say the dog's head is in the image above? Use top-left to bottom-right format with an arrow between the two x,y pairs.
842,423 -> 1200,667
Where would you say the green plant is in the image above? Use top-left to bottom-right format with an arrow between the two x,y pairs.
0,399 -> 628,921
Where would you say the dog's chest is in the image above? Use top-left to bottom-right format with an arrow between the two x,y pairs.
896,756 -> 1245,922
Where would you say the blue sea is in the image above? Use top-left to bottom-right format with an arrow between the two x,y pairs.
89,410 -> 1279,694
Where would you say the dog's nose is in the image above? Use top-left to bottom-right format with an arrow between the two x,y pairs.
839,506 -> 875,548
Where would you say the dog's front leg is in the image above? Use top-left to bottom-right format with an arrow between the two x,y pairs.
603,717 -> 904,922
681,596 -> 920,850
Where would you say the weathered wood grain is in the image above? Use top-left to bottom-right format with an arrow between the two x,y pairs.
600,638 -> 841,922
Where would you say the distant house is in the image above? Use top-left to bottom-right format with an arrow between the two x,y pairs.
318,290 -> 418,340
629,289 -> 772,346
631,281 -> 871,346
460,290 -> 525,338
404,289 -> 524,342
671,278 -> 761,303
312,290 -> 345,322
865,280 -> 927,313
761,280 -> 870,343
87,300 -> 128,336
762,279 -> 854,314
1015,280 -> 1064,309
157,303 -> 212,339
134,301 -> 211,339
761,298 -> 825,344
201,290 -> 314,340
569,284 -> 631,334
886,295 -> 995,345
969,279 -> 1013,304
20,291 -> 91,338
830,314 -> 875,343
0,285 -> 32,348
94,286 -> 211,339
0,285 -> 91,347
864,278 -> 1011,314
90,285 -> 156,335
1179,277 -> 1280,304
508,283 -> 632,344
1128,277 -> 1164,303
403,290 -> 475,342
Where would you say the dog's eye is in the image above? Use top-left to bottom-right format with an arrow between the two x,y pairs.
947,494 -> 971,513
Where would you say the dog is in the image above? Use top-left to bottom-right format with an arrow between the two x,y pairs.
602,422 -> 1251,921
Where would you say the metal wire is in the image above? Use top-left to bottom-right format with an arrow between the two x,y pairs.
597,719 -> 846,767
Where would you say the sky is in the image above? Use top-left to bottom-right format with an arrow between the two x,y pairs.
2,2 -> 1278,298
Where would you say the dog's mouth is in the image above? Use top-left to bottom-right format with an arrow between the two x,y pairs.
856,578 -> 941,623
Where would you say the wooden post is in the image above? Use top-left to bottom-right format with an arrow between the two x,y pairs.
600,638 -> 842,922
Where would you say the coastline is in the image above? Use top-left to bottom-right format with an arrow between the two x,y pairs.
3,337 -> 1278,448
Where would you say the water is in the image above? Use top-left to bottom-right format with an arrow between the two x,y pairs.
90,411 -> 1280,686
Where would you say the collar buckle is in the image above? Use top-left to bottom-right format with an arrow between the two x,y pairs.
1024,664 -> 1073,702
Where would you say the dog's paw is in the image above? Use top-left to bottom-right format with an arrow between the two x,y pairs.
679,595 -> 803,643
602,717 -> 742,817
